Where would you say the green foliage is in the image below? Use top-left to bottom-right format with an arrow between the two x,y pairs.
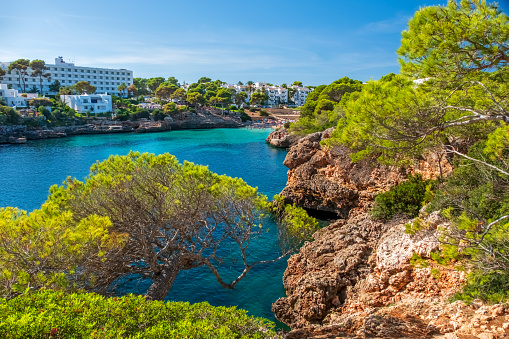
410,252 -> 429,268
250,92 -> 268,106
259,109 -> 269,117
240,111 -> 252,122
47,152 -> 318,299
0,106 -> 21,125
0,202 -> 117,299
371,174 -> 436,221
398,0 -> 509,81
453,270 -> 509,304
0,290 -> 276,338
290,77 -> 362,135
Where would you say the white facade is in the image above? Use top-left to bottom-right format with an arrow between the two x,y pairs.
0,84 -> 37,107
220,82 -> 289,106
292,86 -> 311,106
63,94 -> 112,114
0,57 -> 133,96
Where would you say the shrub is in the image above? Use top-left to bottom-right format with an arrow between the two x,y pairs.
240,111 -> 252,122
452,270 -> 509,304
371,174 -> 436,221
0,290 -> 276,338
249,107 -> 256,112
259,109 -> 269,117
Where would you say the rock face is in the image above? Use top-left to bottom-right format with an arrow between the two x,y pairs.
280,128 -> 451,218
266,128 -> 303,148
272,211 -> 509,338
273,129 -> 509,338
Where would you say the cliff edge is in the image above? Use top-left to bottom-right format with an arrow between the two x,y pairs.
274,130 -> 509,338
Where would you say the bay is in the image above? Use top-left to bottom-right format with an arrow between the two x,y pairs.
0,128 -> 289,324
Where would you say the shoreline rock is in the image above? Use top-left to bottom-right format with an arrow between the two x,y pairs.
266,127 -> 303,148
0,115 -> 244,145
272,130 -> 508,338
279,127 -> 451,218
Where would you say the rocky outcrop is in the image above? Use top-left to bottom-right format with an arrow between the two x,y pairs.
280,128 -> 451,218
272,211 -> 509,338
272,130 -> 509,338
266,128 -> 303,148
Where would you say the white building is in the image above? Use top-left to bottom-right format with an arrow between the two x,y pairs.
63,94 -> 112,114
0,57 -> 133,96
0,84 -> 37,107
292,86 -> 311,106
220,82 -> 289,107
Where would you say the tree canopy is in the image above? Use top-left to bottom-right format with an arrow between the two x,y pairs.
46,152 -> 317,301
73,81 -> 96,95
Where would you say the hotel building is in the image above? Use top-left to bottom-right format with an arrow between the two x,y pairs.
0,57 -> 133,96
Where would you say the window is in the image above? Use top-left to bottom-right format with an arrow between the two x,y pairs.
92,70 -> 96,73
81,75 -> 84,78
87,70 -> 90,73
87,76 -> 90,79
61,68 -> 64,71
100,71 -> 103,74
84,106 -> 88,109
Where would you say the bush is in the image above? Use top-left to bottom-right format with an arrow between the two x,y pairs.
371,174 -> 435,221
259,109 -> 269,117
249,107 -> 256,112
240,111 -> 252,122
0,290 -> 276,338
453,270 -> 509,304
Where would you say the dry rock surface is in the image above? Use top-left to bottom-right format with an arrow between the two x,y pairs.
280,128 -> 451,218
273,130 -> 507,338
266,127 -> 303,148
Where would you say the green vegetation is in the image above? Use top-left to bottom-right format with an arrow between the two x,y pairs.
0,152 -> 317,301
0,290 -> 276,338
288,77 -> 362,135
240,111 -> 252,122
268,0 -> 509,304
371,174 -> 435,221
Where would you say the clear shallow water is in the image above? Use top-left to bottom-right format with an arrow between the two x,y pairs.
0,128 -> 290,324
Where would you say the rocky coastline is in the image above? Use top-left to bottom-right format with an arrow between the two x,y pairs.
271,129 -> 509,338
0,114 -> 243,145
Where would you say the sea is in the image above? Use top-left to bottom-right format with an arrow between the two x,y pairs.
0,128 -> 290,326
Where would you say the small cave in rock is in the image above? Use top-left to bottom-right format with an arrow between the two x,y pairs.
303,207 -> 341,221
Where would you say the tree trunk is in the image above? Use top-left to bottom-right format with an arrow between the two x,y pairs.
144,254 -> 181,301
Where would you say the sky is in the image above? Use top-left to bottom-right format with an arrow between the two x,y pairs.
2,0 -> 509,86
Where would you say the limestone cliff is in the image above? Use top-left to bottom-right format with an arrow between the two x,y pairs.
274,130 -> 509,338
279,128 -> 450,218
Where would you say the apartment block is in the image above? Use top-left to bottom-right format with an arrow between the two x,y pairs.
0,57 -> 133,96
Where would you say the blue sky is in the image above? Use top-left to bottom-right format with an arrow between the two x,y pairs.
2,0 -> 509,86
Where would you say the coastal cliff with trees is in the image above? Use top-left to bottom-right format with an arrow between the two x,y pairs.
268,0 -> 509,337
1,0 -> 508,337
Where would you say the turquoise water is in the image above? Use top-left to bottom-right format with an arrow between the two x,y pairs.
0,128 -> 290,324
